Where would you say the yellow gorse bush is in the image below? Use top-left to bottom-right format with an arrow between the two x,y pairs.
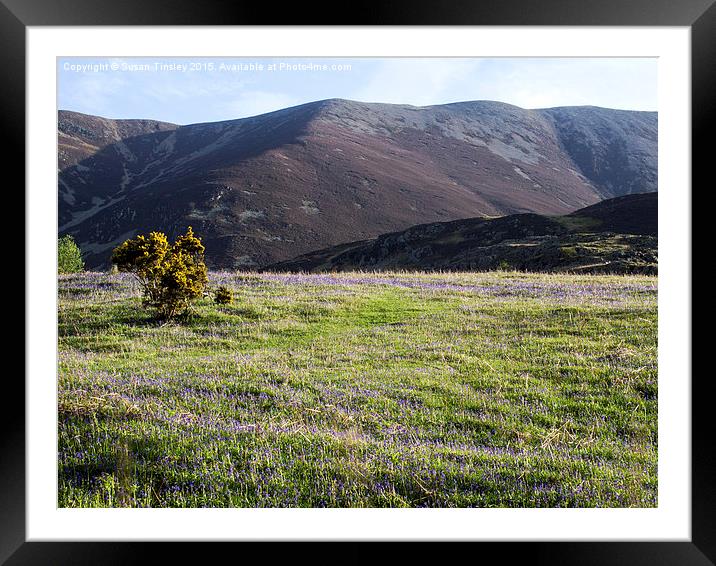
112,227 -> 208,320
214,285 -> 233,305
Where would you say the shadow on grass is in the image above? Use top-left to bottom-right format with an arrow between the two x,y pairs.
58,428 -> 171,507
57,301 -> 205,337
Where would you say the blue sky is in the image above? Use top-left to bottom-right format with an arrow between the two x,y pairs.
58,57 -> 657,125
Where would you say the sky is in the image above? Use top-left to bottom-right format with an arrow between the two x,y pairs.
58,57 -> 657,125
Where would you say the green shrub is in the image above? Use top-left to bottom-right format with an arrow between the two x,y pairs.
214,285 -> 233,305
58,235 -> 84,273
111,227 -> 208,320
560,246 -> 578,259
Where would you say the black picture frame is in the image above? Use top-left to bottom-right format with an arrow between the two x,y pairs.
5,0 -> 711,563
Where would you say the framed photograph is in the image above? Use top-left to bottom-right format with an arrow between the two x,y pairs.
6,0 -> 712,563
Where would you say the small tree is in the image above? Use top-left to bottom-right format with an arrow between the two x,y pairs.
112,227 -> 208,320
58,235 -> 84,273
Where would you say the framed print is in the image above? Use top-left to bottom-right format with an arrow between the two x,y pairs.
5,0 -> 712,563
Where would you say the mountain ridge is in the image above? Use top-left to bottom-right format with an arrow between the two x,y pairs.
58,98 -> 657,268
59,98 -> 658,125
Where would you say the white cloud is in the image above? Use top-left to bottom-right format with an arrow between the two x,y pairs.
347,58 -> 656,111
350,59 -> 484,107
62,74 -> 129,117
453,59 -> 657,110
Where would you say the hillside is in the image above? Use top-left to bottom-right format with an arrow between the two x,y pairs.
267,193 -> 658,274
58,100 -> 657,268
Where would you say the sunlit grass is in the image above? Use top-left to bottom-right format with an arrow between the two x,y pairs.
58,270 -> 657,508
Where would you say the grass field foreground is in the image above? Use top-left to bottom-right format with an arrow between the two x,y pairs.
58,270 -> 658,508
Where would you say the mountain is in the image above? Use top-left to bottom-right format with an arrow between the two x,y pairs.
58,99 -> 657,268
266,193 -> 657,275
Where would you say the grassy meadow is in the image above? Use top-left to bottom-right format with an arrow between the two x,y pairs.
58,270 -> 658,508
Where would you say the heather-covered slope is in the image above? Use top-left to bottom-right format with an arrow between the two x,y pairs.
58,100 -> 657,268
